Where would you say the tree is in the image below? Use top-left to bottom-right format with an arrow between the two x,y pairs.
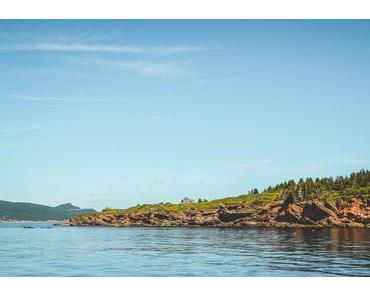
249,188 -> 259,194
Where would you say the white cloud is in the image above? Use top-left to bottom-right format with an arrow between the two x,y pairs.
0,40 -> 197,77
75,57 -> 183,77
115,61 -> 182,77
193,73 -> 256,86
0,43 -> 203,55
181,70 -> 281,88
6,94 -> 137,103
9,94 -> 90,102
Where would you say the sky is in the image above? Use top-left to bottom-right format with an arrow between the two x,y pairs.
0,20 -> 370,210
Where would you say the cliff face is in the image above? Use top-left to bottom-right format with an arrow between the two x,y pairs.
66,197 -> 370,228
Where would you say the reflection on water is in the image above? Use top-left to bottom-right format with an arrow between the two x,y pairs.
0,223 -> 369,276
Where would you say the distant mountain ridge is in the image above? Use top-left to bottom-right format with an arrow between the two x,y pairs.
0,200 -> 96,221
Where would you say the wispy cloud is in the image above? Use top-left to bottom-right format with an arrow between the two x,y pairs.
0,125 -> 44,134
6,94 -> 138,103
237,159 -> 272,169
0,43 -> 204,55
109,60 -> 182,77
193,73 -> 256,86
10,94 -> 101,102
182,70 -> 281,88
73,56 -> 184,77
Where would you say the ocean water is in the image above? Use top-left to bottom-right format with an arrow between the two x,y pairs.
0,223 -> 369,276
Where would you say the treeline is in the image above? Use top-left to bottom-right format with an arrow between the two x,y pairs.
263,169 -> 370,201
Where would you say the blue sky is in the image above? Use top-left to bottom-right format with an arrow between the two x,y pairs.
0,20 -> 369,210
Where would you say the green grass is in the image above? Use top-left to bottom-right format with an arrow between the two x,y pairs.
92,191 -> 281,216
76,169 -> 370,218
323,186 -> 370,203
82,187 -> 370,218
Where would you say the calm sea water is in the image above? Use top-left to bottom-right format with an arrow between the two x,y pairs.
0,223 -> 369,276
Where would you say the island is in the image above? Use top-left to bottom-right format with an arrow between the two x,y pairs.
66,170 -> 370,228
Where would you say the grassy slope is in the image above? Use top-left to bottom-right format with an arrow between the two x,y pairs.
97,191 -> 280,216
77,170 -> 370,217
90,185 -> 370,217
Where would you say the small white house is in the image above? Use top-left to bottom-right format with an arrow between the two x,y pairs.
180,197 -> 194,204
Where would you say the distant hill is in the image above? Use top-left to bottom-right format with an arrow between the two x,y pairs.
0,200 -> 96,221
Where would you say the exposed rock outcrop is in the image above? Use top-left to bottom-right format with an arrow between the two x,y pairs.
66,198 -> 370,228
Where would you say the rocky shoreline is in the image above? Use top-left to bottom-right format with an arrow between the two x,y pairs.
66,197 -> 370,228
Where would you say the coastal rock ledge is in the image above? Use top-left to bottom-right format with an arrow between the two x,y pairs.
65,197 -> 370,228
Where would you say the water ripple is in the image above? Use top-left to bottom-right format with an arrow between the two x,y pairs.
0,224 -> 370,276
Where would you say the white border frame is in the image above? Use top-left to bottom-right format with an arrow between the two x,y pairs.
0,277 -> 369,297
1,0 -> 370,19
1,2 -> 370,296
